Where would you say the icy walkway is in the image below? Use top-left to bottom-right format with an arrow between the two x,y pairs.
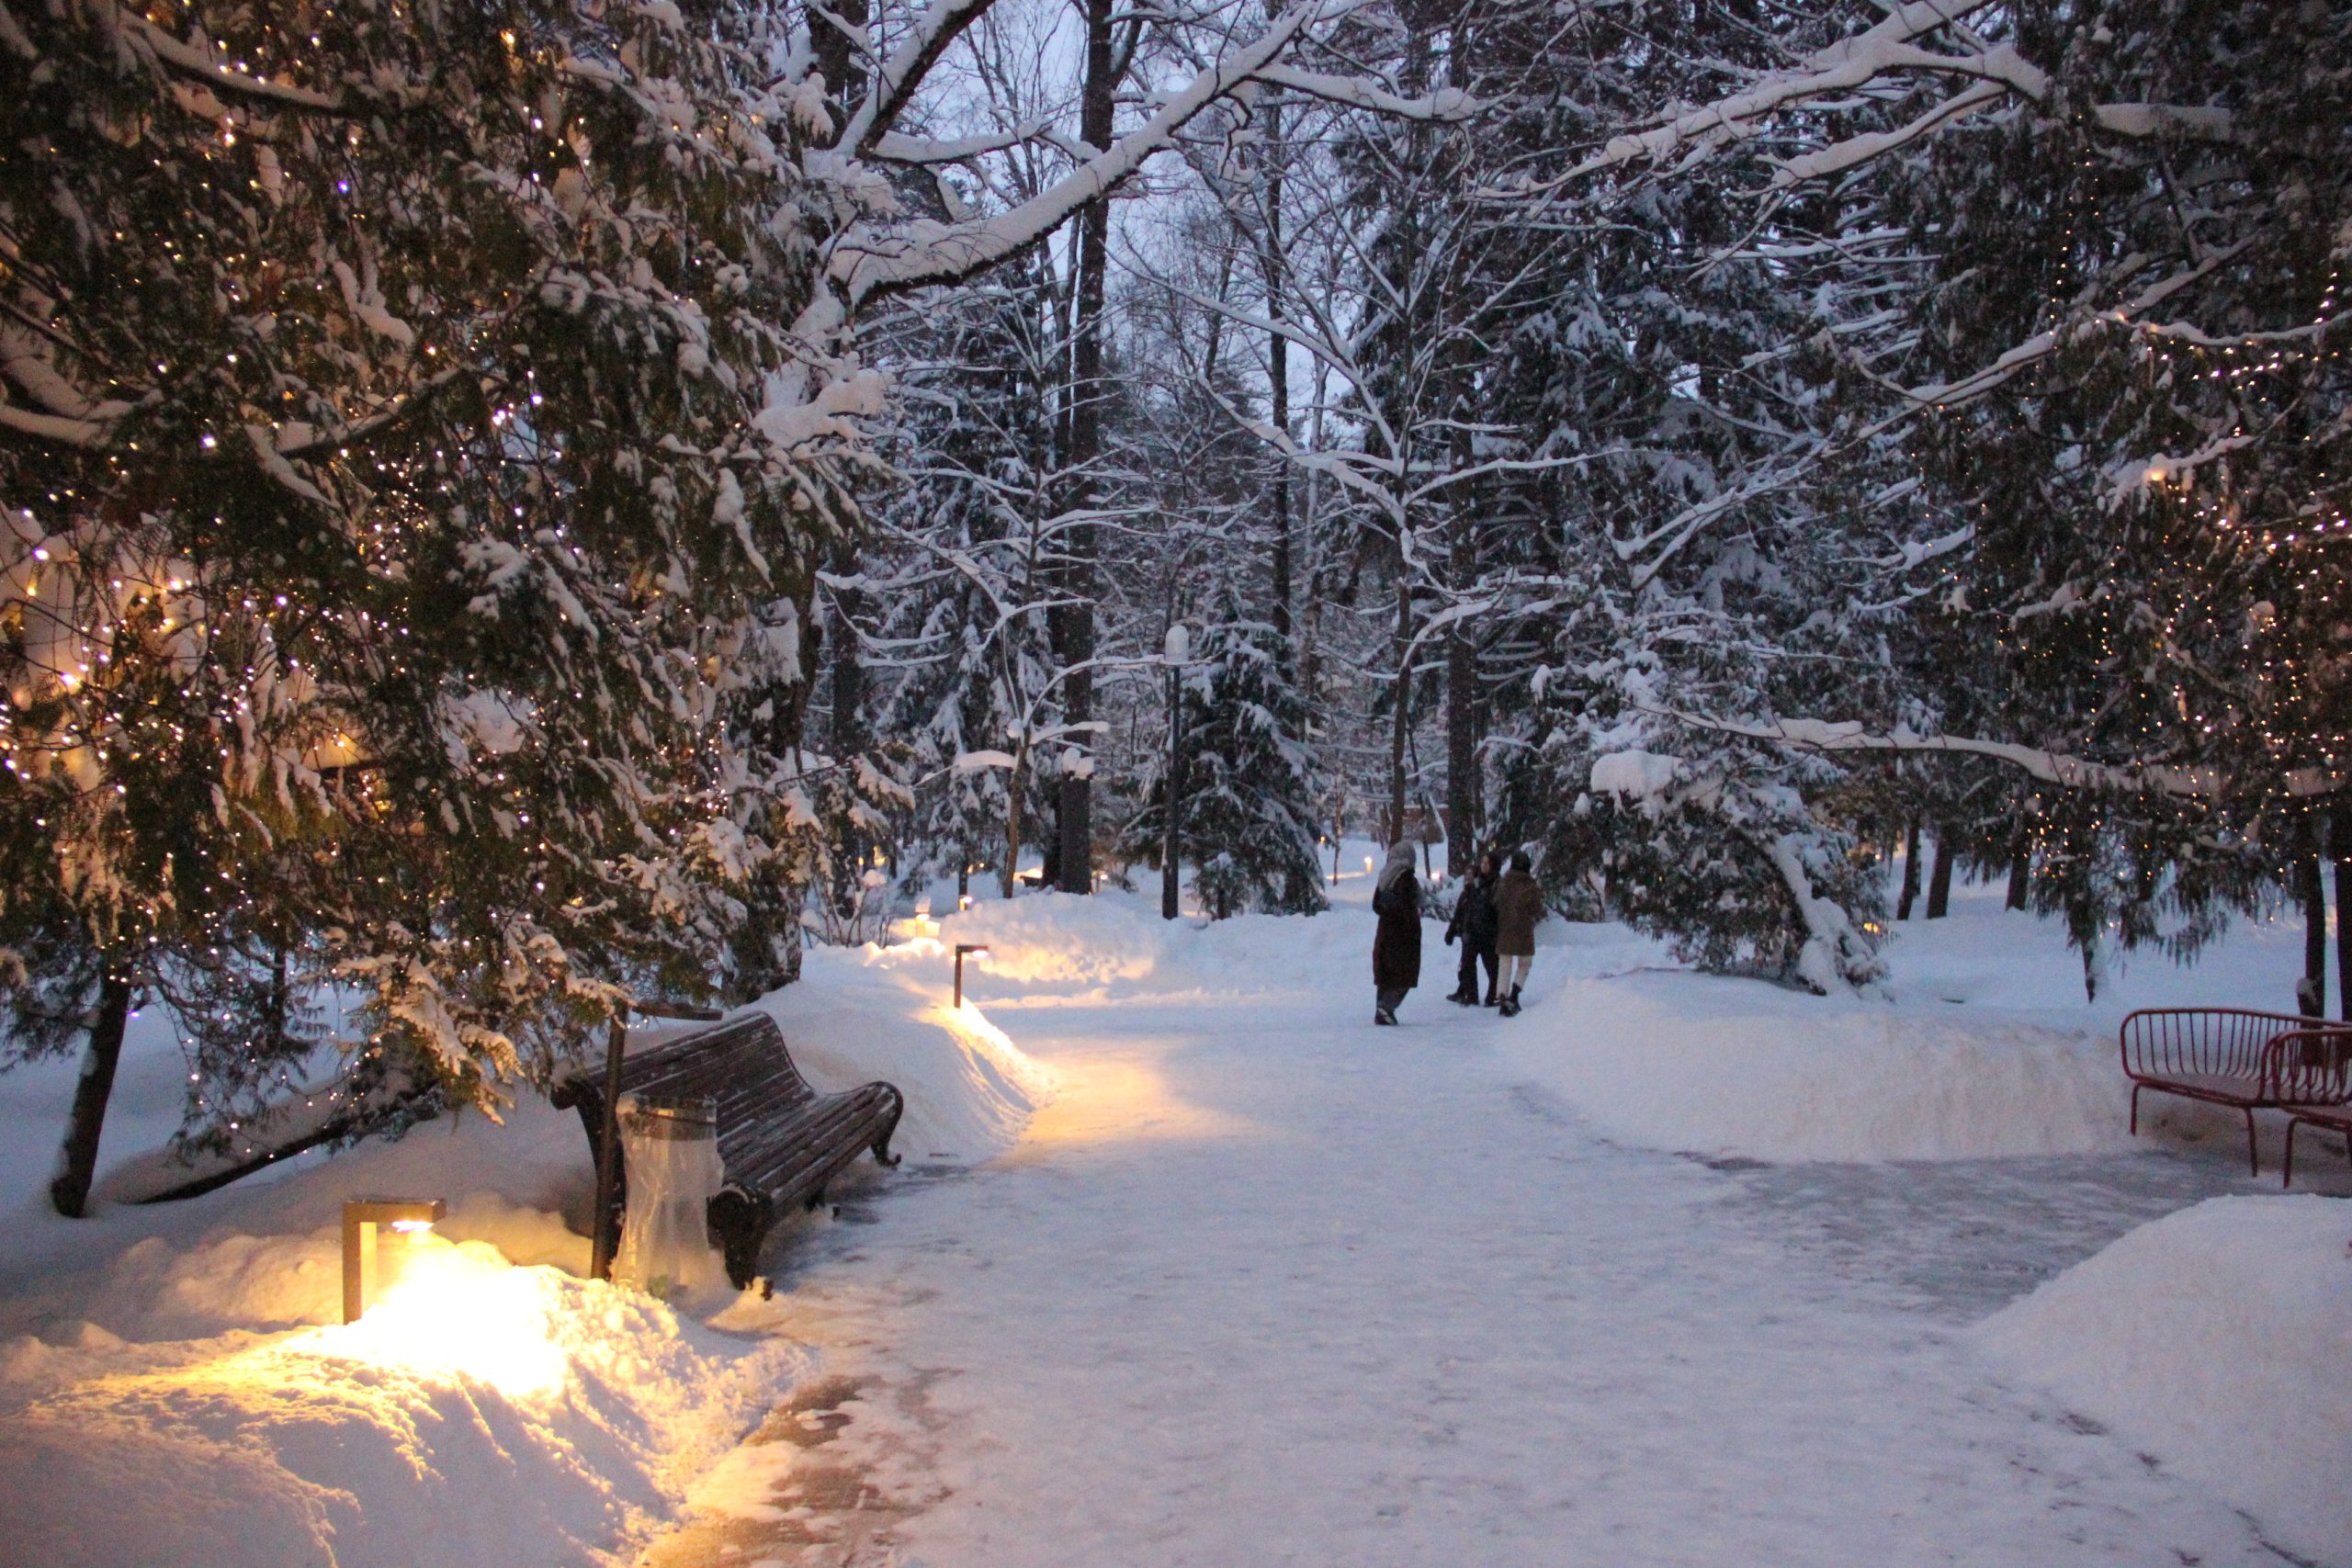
639,980 -> 2299,1568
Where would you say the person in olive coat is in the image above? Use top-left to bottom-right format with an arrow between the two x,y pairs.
1493,849 -> 1544,1017
1443,851 -> 1500,1006
1371,840 -> 1422,1025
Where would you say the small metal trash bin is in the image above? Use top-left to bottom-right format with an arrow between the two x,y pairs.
612,1094 -> 728,1302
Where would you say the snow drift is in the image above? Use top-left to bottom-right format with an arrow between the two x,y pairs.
1975,1196 -> 2352,1562
778,942 -> 1057,1160
1498,969 -> 2140,1162
0,942 -> 1052,1568
0,1230 -> 808,1568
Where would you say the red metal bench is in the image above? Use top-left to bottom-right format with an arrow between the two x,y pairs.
2280,1032 -> 2352,1187
2120,1009 -> 2352,1176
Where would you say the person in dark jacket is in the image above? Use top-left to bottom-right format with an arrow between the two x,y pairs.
1442,852 -> 1500,1006
1371,840 -> 1422,1025
1493,850 -> 1543,1017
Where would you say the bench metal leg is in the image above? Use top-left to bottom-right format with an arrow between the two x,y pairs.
2245,1108 -> 2260,1178
2284,1120 -> 2299,1189
709,1189 -> 774,1291
2129,1083 -> 2141,1136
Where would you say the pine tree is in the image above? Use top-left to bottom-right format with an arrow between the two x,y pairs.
0,0 -> 870,1206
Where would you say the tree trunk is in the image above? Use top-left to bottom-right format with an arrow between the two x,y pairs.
2335,849 -> 2351,1022
1925,830 -> 1955,919
2298,840 -> 2326,1017
1052,0 -> 1114,896
1442,457 -> 1477,876
809,0 -> 868,148
1161,664 -> 1183,920
1388,574 -> 1410,844
1896,819 -> 1921,919
1001,751 -> 1024,901
829,576 -> 866,916
1264,94 -> 1292,649
2004,825 -> 2030,909
51,970 -> 133,1218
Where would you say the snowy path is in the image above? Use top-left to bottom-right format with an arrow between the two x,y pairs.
642,977 -> 2288,1567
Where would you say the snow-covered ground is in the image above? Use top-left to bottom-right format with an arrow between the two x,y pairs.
3,852 -> 2346,1566
0,945 -> 1051,1568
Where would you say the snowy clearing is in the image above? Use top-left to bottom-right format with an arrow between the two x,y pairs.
632,872 -> 2346,1568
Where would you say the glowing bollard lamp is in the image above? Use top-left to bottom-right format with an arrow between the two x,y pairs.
954,943 -> 989,1009
342,1197 -> 446,1323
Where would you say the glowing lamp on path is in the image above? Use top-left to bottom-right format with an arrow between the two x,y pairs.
955,943 -> 989,1010
342,1197 -> 447,1323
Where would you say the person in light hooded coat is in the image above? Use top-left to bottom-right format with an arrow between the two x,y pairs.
1371,840 -> 1422,1025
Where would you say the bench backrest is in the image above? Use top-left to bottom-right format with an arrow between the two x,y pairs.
619,1013 -> 820,1173
2120,1008 -> 2352,1090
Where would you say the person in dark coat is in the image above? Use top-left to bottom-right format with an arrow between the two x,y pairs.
1442,852 -> 1500,1006
1493,849 -> 1543,1017
1371,840 -> 1422,1025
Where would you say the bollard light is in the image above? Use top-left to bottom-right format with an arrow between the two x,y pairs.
958,892 -> 974,911
955,943 -> 989,1009
343,1197 -> 447,1323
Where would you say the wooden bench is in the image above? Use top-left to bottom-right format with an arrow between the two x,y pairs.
552,1012 -> 903,1288
2120,1008 -> 2352,1176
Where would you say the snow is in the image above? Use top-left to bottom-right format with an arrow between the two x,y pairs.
1589,746 -> 1681,806
1496,961 -> 2137,1162
3,854 -> 2345,1567
0,1240 -> 807,1568
1495,882 -> 2311,1163
638,873 -> 2336,1567
0,945 -> 1048,1568
1977,1196 -> 2352,1563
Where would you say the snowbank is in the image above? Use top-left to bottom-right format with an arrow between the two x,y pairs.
1498,970 -> 2141,1162
932,890 -> 1175,988
1489,883 -> 2319,1165
0,942 -> 1053,1568
0,1230 -> 806,1568
775,942 -> 1057,1162
1975,1196 -> 2352,1562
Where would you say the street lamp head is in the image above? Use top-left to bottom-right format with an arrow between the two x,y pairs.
956,942 -> 989,958
1163,624 -> 1190,665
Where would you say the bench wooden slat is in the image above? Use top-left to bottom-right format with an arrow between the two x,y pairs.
554,1012 -> 901,1286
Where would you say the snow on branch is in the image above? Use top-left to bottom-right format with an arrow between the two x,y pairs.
868,124 -> 1047,165
1566,1 -> 2008,181
833,2 -> 1322,302
1643,708 -> 2349,801
841,0 -> 1005,158
1567,2 -> 2231,190
1248,63 -> 1479,121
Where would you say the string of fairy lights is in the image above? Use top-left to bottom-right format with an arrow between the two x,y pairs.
5,2 -> 827,1132
1910,127 -> 2348,900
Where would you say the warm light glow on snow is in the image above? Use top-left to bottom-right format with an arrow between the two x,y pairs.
1017,1054 -> 1261,1151
306,1242 -> 569,1400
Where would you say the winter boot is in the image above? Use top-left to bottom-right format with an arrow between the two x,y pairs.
1499,987 -> 1522,1018
1374,1007 -> 1397,1026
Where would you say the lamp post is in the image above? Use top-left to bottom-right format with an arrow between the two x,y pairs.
342,1197 -> 446,1323
954,944 -> 989,1009
1161,623 -> 1190,921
